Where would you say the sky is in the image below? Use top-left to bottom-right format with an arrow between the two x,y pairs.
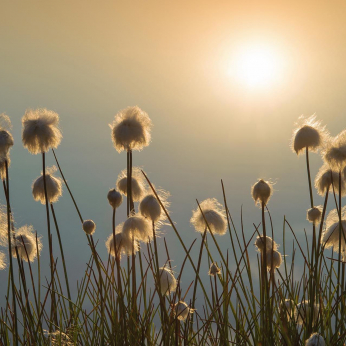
1,0 -> 346,312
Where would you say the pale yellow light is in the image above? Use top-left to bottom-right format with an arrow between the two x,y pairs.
229,45 -> 282,88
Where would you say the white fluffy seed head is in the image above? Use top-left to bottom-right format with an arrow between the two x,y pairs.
208,262 -> 221,276
107,189 -> 123,209
321,207 -> 346,258
139,189 -> 169,223
83,220 -> 96,235
280,299 -> 295,321
315,164 -> 346,196
116,167 -> 147,201
251,179 -> 273,206
105,223 -> 138,258
122,215 -> 153,243
0,155 -> 10,181
22,108 -> 62,154
0,114 -> 13,158
266,250 -> 283,270
307,206 -> 323,225
47,330 -> 73,346
323,129 -> 346,171
0,252 -> 6,270
32,166 -> 62,204
159,266 -> 177,295
174,301 -> 194,321
110,106 -> 152,152
0,205 -> 10,247
295,300 -> 319,325
255,235 -> 278,253
12,225 -> 42,262
305,333 -> 325,346
291,115 -> 327,155
190,198 -> 227,235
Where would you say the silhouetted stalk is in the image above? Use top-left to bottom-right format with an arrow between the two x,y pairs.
4,160 -> 18,346
261,200 -> 269,344
191,228 -> 207,321
305,146 -> 315,336
50,203 -> 72,315
152,220 -> 167,337
42,152 -> 57,327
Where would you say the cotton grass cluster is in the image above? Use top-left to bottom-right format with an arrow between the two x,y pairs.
314,164 -> 345,196
22,108 -> 62,154
324,129 -> 346,171
12,225 -> 42,262
295,300 -> 319,326
105,224 -> 138,258
122,214 -> 152,242
174,301 -> 194,321
116,167 -> 147,201
251,179 -> 273,206
307,206 -> 322,225
291,115 -> 327,155
82,220 -> 96,235
305,333 -> 325,346
255,235 -> 277,253
110,106 -> 152,152
32,166 -> 62,204
0,113 -> 13,158
321,207 -> 346,258
158,266 -> 177,295
139,188 -> 169,224
190,198 -> 227,235
107,189 -> 123,209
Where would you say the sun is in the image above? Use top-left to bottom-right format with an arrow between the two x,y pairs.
229,45 -> 282,88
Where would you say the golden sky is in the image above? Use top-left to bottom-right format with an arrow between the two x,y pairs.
1,0 -> 346,252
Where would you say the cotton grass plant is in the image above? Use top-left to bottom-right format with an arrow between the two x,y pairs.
2,109 -> 346,345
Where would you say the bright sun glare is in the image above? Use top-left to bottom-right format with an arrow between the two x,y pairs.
229,45 -> 281,88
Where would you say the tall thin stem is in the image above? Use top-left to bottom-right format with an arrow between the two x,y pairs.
42,152 -> 57,327
4,160 -> 18,346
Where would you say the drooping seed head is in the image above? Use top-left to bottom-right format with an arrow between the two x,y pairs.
323,129 -> 346,171
116,167 -> 147,201
315,164 -> 346,196
0,205 -> 10,247
305,333 -> 325,346
12,225 -> 42,262
307,206 -> 323,225
122,214 -> 153,242
174,301 -> 194,321
266,250 -> 283,270
159,266 -> 177,295
22,108 -> 62,154
251,179 -> 273,206
190,198 -> 227,235
255,235 -> 278,253
110,106 -> 152,152
105,223 -> 138,258
107,189 -> 123,209
295,300 -> 319,326
83,220 -> 96,235
291,115 -> 327,155
208,262 -> 221,276
32,166 -> 63,204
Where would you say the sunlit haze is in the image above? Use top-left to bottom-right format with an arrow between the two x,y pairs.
229,45 -> 282,88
